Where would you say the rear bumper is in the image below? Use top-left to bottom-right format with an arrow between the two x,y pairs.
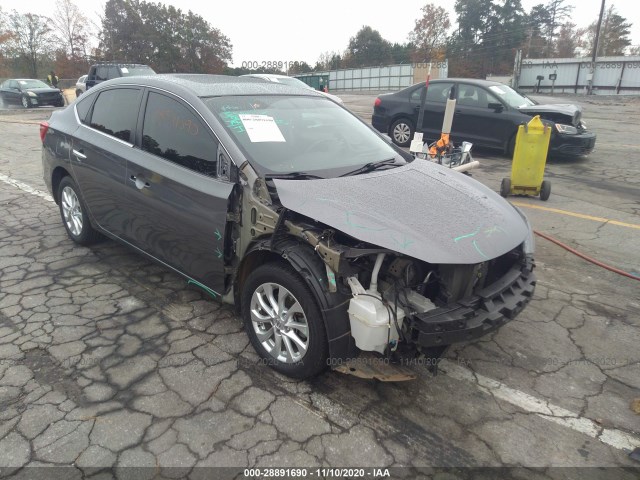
371,114 -> 390,134
550,132 -> 596,156
406,254 -> 536,347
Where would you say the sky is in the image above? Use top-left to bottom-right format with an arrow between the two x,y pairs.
2,0 -> 639,67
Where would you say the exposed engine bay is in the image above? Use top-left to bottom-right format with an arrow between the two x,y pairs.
229,160 -> 535,363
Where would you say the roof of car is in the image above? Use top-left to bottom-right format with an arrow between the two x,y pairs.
104,74 -> 326,98
429,78 -> 506,87
243,74 -> 289,80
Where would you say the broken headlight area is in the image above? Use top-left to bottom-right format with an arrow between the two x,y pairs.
284,214 -> 535,359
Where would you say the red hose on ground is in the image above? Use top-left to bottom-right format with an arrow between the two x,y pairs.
534,230 -> 640,282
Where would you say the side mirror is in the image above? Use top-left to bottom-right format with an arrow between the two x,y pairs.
488,102 -> 503,112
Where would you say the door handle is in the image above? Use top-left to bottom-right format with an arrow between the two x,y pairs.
129,175 -> 150,190
72,149 -> 86,160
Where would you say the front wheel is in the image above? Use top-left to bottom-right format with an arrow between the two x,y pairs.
21,95 -> 31,108
57,177 -> 102,245
390,118 -> 414,147
241,263 -> 328,379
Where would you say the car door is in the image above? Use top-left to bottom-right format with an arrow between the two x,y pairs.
7,80 -> 21,105
414,81 -> 454,141
123,89 -> 233,294
451,84 -> 517,149
70,87 -> 142,237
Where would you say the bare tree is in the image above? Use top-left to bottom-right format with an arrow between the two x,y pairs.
8,12 -> 53,77
51,0 -> 90,60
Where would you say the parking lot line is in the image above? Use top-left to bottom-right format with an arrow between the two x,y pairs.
512,201 -> 640,230
0,173 -> 54,202
441,359 -> 640,452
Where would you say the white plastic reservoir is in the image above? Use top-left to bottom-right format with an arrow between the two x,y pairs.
348,295 -> 405,354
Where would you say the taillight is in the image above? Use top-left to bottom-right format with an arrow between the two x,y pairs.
374,97 -> 381,108
39,121 -> 49,143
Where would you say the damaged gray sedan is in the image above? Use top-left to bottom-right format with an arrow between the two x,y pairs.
41,74 -> 536,379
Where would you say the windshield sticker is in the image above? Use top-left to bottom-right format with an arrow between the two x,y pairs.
220,111 -> 245,133
120,67 -> 129,74
239,114 -> 285,143
489,86 -> 506,95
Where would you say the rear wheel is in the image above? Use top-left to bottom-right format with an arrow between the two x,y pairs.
390,118 -> 414,147
242,262 -> 328,379
540,180 -> 551,201
500,178 -> 511,198
58,177 -> 102,245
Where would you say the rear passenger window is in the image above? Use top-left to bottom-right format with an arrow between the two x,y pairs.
75,94 -> 93,124
141,91 -> 217,177
89,88 -> 140,142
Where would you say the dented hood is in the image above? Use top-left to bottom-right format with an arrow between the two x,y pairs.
518,103 -> 582,125
273,161 -> 530,264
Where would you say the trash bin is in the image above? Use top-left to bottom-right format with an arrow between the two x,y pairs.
500,115 -> 552,201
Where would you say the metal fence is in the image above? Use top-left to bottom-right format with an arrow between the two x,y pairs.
516,56 -> 640,95
295,62 -> 448,92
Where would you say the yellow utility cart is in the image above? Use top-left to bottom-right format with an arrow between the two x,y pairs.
500,115 -> 552,201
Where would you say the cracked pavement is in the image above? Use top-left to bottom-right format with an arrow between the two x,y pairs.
0,96 -> 639,478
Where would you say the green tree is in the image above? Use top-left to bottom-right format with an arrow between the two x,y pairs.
525,4 -> 552,57
589,5 -> 632,56
408,4 -> 450,62
98,0 -> 231,73
346,26 -> 392,67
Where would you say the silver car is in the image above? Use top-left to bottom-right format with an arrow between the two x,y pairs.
75,75 -> 87,98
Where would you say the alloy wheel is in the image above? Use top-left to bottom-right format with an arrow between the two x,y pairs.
393,122 -> 411,144
250,282 -> 310,363
61,186 -> 83,237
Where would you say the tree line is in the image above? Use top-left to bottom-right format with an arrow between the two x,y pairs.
316,0 -> 635,77
0,0 -> 231,79
0,0 -> 636,80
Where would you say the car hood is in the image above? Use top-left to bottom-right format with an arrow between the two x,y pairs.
273,161 -> 529,264
27,87 -> 61,95
518,103 -> 581,126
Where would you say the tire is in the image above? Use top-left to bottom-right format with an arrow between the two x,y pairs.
21,95 -> 31,108
500,178 -> 511,198
389,118 -> 414,147
57,177 -> 102,245
540,180 -> 551,201
241,262 -> 328,379
76,89 -> 82,98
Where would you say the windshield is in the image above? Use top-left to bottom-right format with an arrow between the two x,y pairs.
205,95 -> 403,177
274,77 -> 313,90
120,66 -> 156,76
488,84 -> 535,108
18,80 -> 49,89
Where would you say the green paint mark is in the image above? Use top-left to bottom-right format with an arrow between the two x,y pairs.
484,226 -> 506,237
454,227 -> 480,243
390,233 -> 414,249
345,211 -> 387,232
214,228 -> 222,241
215,247 -> 223,259
187,279 -> 218,299
472,240 -> 489,259
327,271 -> 336,286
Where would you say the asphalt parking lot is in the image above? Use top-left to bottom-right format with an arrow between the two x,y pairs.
0,92 -> 639,478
